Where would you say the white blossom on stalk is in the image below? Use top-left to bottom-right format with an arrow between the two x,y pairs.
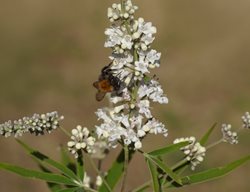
0,111 -> 64,137
95,0 -> 169,150
107,0 -> 138,22
174,137 -> 206,170
221,124 -> 238,144
67,126 -> 96,158
242,112 -> 250,129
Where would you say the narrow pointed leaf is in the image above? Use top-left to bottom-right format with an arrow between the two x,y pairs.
56,187 -> 81,192
145,154 -> 182,185
0,163 -> 77,186
132,182 -> 151,192
76,152 -> 84,181
60,146 -> 77,175
167,155 -> 250,188
60,145 -> 74,166
38,164 -> 62,191
146,159 -> 160,192
149,141 -> 189,156
16,139 -> 78,181
199,123 -> 217,145
48,185 -> 63,192
99,149 -> 134,192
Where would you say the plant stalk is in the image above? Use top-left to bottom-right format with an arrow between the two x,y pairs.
121,145 -> 129,192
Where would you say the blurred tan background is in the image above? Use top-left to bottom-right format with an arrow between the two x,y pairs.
0,0 -> 249,191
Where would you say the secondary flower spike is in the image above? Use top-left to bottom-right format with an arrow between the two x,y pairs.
0,111 -> 64,137
94,0 -> 168,150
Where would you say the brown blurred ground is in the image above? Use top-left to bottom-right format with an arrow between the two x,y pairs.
0,0 -> 249,191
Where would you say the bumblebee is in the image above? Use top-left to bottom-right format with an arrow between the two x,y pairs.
93,64 -> 125,101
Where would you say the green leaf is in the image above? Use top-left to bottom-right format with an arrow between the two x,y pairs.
76,151 -> 84,181
55,187 -> 81,192
0,162 -> 77,186
145,154 -> 182,185
131,182 -> 151,192
199,123 -> 217,145
149,141 -> 189,156
60,146 -> 74,166
16,139 -> 78,181
38,164 -> 62,191
99,149 -> 134,192
162,162 -> 189,188
60,146 -> 76,175
48,185 -> 63,192
168,155 -> 250,187
146,159 -> 160,192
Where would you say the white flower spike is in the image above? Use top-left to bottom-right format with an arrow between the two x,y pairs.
94,0 -> 169,150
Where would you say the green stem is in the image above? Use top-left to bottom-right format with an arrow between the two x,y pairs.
206,139 -> 224,150
133,48 -> 139,62
82,186 -> 98,192
131,180 -> 151,192
121,0 -> 126,12
164,167 -> 187,189
76,151 -> 84,181
98,159 -> 102,171
171,158 -> 188,171
87,155 -> 112,192
121,145 -> 129,192
60,126 -> 71,137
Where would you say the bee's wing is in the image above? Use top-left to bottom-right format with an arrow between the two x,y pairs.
96,91 -> 106,101
93,81 -> 99,89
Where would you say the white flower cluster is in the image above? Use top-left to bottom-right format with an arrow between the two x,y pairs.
0,111 -> 64,137
67,126 -> 96,158
96,108 -> 168,149
174,137 -> 206,170
96,0 -> 168,150
221,124 -> 238,144
242,112 -> 250,129
108,0 -> 138,22
105,2 -> 160,81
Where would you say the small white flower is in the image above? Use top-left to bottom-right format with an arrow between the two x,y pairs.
138,85 -> 153,98
113,104 -> 127,113
137,129 -> 146,137
134,140 -> 142,149
138,100 -> 152,118
121,35 -> 133,49
242,112 -> 250,129
110,96 -> 124,104
96,108 -> 112,123
137,18 -> 157,35
135,60 -> 149,74
221,124 -> 238,144
104,27 -> 123,48
141,80 -> 168,104
141,34 -> 155,45
130,115 -> 143,129
141,118 -> 168,137
146,49 -> 161,67
96,175 -> 103,187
